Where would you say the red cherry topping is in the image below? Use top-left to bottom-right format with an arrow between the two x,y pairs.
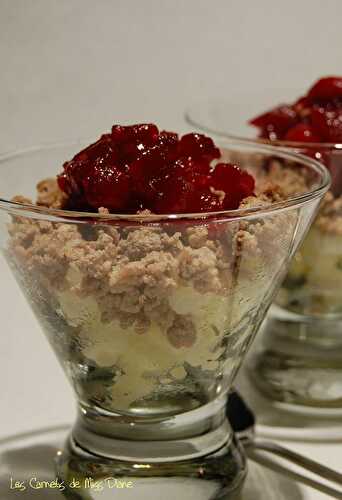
249,77 -> 342,145
311,107 -> 342,143
307,77 -> 342,101
178,133 -> 221,161
284,123 -> 321,143
83,165 -> 132,211
57,124 -> 255,214
249,105 -> 298,139
212,164 -> 255,209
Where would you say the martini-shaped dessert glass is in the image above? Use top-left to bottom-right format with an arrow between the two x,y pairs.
0,126 -> 329,499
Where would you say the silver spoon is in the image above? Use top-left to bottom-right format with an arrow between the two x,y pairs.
227,391 -> 342,499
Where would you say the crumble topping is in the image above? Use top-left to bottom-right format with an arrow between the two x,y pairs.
316,193 -> 342,235
8,175 -> 297,334
246,156 -> 342,237
36,178 -> 67,208
255,159 -> 311,199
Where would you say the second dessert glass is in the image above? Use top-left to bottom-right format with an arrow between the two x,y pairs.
187,94 -> 342,411
0,139 -> 329,498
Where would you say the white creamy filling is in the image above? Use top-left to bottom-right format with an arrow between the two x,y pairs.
301,227 -> 342,292
55,278 -> 232,409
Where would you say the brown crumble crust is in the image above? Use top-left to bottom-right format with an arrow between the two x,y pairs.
8,172 -> 298,342
36,178 -> 67,208
11,195 -> 33,206
256,159 -> 310,198
316,192 -> 342,235
252,157 -> 342,237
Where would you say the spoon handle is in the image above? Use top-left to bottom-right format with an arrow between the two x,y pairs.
244,438 -> 342,499
250,439 -> 342,485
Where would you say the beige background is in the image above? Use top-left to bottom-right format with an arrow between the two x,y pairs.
1,0 -> 342,152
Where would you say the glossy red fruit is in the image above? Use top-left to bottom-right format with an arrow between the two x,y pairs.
111,124 -> 159,147
152,159 -> 214,214
211,163 -> 255,209
128,135 -> 179,202
258,127 -> 279,141
307,77 -> 342,102
311,107 -> 342,143
284,123 -> 322,143
294,96 -> 310,111
58,124 -> 256,214
57,172 -> 68,193
173,157 -> 211,182
154,176 -> 193,214
249,105 -> 298,137
58,160 -> 86,196
83,164 -> 132,211
178,133 -> 220,161
249,77 -> 342,145
158,131 -> 179,156
194,190 -> 225,212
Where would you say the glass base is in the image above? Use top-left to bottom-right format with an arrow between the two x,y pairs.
56,430 -> 246,500
250,312 -> 342,411
54,398 -> 247,499
0,424 -> 302,500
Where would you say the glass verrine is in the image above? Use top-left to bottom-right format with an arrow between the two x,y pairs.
0,140 -> 329,499
187,94 -> 342,410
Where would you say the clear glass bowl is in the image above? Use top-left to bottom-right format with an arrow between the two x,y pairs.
0,140 -> 328,498
186,94 -> 342,409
